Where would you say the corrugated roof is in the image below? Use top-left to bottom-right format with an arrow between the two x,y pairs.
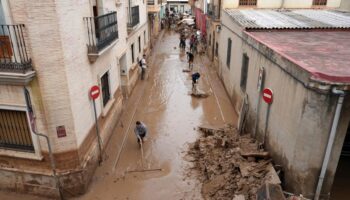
225,9 -> 350,30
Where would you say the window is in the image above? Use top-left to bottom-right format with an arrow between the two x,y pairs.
240,54 -> 249,92
101,72 -> 111,107
0,109 -> 34,152
313,0 -> 327,6
209,34 -> 211,46
138,36 -> 141,53
131,43 -> 135,63
226,38 -> 232,68
239,0 -> 257,6
144,31 -> 146,45
215,42 -> 218,57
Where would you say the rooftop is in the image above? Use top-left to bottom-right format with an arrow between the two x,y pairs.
246,30 -> 350,84
225,9 -> 350,30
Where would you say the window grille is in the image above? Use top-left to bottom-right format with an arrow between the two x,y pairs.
0,109 -> 34,152
240,54 -> 249,92
239,0 -> 257,6
226,38 -> 232,68
313,0 -> 327,6
101,72 -> 110,106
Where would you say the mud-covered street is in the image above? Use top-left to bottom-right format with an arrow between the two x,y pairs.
0,30 -> 237,200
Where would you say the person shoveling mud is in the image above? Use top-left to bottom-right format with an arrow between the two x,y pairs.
186,124 -> 281,200
134,121 -> 147,146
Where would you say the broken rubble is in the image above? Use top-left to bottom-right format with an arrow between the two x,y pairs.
187,124 -> 282,200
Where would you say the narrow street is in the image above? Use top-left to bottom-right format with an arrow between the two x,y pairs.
0,30 -> 237,200
74,31 -> 237,200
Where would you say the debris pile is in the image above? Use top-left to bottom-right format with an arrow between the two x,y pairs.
187,124 -> 281,200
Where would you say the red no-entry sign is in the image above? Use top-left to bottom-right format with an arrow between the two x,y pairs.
90,85 -> 100,100
262,88 -> 273,104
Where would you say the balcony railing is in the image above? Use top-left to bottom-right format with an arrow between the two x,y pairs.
147,0 -> 155,5
128,6 -> 140,28
0,24 -> 32,73
207,4 -> 219,20
84,12 -> 119,54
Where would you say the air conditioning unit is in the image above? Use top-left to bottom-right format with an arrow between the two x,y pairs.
216,25 -> 221,33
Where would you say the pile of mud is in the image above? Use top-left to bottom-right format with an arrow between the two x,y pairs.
187,124 -> 280,200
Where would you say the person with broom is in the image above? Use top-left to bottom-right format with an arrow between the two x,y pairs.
134,121 -> 148,146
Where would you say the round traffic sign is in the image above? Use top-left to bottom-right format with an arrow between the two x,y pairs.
90,85 -> 100,100
262,88 -> 273,104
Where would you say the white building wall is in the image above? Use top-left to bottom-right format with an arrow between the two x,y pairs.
55,0 -> 127,147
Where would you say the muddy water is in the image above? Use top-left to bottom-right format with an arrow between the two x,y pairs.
0,31 -> 237,200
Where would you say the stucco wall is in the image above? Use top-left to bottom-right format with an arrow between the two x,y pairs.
219,10 -> 350,198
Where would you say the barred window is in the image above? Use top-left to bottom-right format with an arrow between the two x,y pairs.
240,54 -> 249,92
101,72 -> 111,107
313,0 -> 327,6
239,0 -> 257,6
226,38 -> 232,68
0,109 -> 34,152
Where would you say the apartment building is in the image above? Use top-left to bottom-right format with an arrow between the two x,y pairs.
122,0 -> 150,95
0,0 -> 148,197
147,0 -> 163,41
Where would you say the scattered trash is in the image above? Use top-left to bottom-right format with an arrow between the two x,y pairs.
187,124 -> 281,200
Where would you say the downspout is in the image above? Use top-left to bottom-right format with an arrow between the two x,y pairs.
218,0 -> 221,19
314,87 -> 345,200
23,88 -> 63,200
280,0 -> 285,8
33,132 -> 64,200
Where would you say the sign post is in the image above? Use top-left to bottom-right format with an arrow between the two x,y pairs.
262,88 -> 273,148
253,67 -> 264,138
90,85 -> 103,165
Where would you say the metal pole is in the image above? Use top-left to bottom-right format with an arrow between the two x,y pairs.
263,104 -> 271,148
254,94 -> 262,138
93,99 -> 103,165
254,67 -> 264,138
314,88 -> 345,200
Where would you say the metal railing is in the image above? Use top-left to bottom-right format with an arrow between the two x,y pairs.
0,24 -> 32,73
84,12 -> 119,54
147,0 -> 155,5
0,109 -> 34,152
207,4 -> 219,20
128,6 -> 140,28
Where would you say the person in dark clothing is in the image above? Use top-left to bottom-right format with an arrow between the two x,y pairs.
187,51 -> 194,70
134,121 -> 147,144
191,72 -> 200,92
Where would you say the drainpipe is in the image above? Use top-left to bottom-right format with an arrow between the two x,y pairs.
314,87 -> 345,200
33,132 -> 64,200
23,88 -> 63,200
280,0 -> 285,8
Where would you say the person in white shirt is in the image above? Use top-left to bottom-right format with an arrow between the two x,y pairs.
140,54 -> 147,80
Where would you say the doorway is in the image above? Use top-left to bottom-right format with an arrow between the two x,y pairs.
331,123 -> 350,200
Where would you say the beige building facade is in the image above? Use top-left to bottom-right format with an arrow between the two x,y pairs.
0,0 -> 148,198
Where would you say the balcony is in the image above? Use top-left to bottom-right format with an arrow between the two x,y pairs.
127,6 -> 140,33
84,12 -> 119,62
0,24 -> 35,85
207,4 -> 220,21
